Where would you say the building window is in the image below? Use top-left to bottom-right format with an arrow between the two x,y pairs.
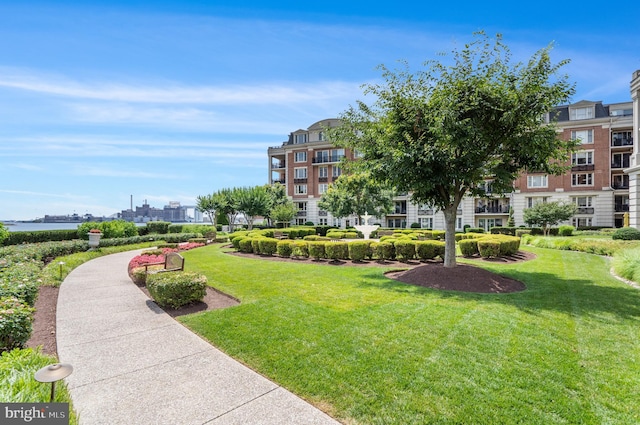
571,129 -> 593,144
612,131 -> 633,146
572,173 -> 593,186
571,151 -> 593,165
294,151 -> 307,162
294,185 -> 307,195
318,183 -> 328,194
331,149 -> 345,162
613,174 -> 629,189
570,107 -> 594,120
318,217 -> 328,225
296,202 -> 307,211
419,217 -> 433,229
526,197 -> 547,208
315,150 -> 329,163
294,133 -> 307,144
318,131 -> 325,141
319,166 -> 328,178
572,217 -> 592,228
294,167 -> 307,179
612,152 -> 630,169
573,196 -> 592,207
527,175 -> 548,188
456,217 -> 463,231
332,166 -> 342,178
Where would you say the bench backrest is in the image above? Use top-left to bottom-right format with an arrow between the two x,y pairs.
165,252 -> 185,271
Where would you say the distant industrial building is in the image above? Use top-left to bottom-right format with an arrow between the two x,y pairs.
118,201 -> 201,223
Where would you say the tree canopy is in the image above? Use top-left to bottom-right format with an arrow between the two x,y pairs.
329,32 -> 577,267
318,172 -> 394,224
523,201 -> 577,236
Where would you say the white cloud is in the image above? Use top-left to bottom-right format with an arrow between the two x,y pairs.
0,69 -> 361,105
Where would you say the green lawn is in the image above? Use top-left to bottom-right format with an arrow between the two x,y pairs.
180,244 -> 640,425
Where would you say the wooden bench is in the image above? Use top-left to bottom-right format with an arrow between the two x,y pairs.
273,231 -> 288,240
144,252 -> 185,274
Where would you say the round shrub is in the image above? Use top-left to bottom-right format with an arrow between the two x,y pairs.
612,227 -> 640,240
373,241 -> 395,261
251,238 -> 262,253
466,228 -> 485,234
276,240 -> 293,257
344,231 -> 359,239
291,241 -> 309,258
478,240 -> 501,258
326,242 -> 349,260
308,241 -> 327,260
238,238 -> 254,253
146,271 -> 207,309
558,225 -> 575,236
326,231 -> 345,239
0,296 -> 34,352
394,239 -> 416,261
515,229 -> 532,238
348,241 -> 369,262
458,239 -> 479,257
431,230 -> 445,240
258,238 -> 278,256
416,240 -> 444,260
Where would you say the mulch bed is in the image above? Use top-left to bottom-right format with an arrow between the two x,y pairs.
27,250 -> 534,358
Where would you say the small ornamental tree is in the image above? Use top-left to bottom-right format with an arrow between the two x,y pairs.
329,32 -> 577,267
523,201 -> 577,236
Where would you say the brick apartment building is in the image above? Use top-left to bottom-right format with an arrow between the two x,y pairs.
267,70 -> 640,230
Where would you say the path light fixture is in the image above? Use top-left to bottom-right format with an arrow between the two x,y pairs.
58,261 -> 65,280
35,363 -> 73,402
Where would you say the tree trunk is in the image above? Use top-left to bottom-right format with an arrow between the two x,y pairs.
443,207 -> 457,268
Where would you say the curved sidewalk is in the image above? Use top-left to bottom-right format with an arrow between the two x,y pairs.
57,250 -> 341,425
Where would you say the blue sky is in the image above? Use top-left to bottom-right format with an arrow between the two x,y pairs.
1,1 -> 639,220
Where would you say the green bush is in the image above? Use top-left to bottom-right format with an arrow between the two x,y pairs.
0,297 -> 34,352
348,241 -> 369,262
466,228 -> 485,234
515,229 -> 532,237
394,239 -> 416,261
373,241 -> 395,261
458,239 -> 479,257
612,247 -> 640,282
146,271 -> 207,309
276,240 -> 294,257
478,240 -> 501,258
612,227 -> 640,240
431,230 -> 445,240
238,238 -> 254,253
251,238 -> 262,254
558,225 -> 575,236
145,221 -> 171,234
3,229 -> 79,246
308,241 -> 327,260
415,240 -> 444,260
78,220 -> 139,239
490,227 -> 517,236
326,242 -> 349,261
258,238 -> 278,256
291,241 -> 309,258
344,231 -> 359,239
326,231 -> 345,239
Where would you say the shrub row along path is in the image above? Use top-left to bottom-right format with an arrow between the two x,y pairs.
57,249 -> 340,425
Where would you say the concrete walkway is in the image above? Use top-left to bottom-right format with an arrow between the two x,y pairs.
57,250 -> 341,425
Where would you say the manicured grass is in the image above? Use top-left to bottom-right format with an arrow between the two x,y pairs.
180,244 -> 640,425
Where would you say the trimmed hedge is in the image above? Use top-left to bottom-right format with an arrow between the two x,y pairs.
258,238 -> 278,256
415,240 -> 445,260
291,241 -> 309,258
326,242 -> 349,260
458,239 -> 479,257
276,240 -> 293,257
348,241 -> 369,262
394,239 -> 416,261
612,227 -> 640,240
146,271 -> 207,309
3,229 -> 79,246
308,242 -> 327,260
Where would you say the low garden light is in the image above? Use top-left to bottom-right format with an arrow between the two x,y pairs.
58,261 -> 65,280
35,363 -> 73,402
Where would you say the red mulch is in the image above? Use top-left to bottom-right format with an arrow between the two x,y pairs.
27,250 -> 533,357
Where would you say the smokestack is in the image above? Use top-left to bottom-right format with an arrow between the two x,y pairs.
130,195 -> 133,211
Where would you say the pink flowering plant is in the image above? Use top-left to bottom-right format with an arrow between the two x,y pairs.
127,243 -> 204,285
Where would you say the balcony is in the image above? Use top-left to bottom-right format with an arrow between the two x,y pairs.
272,179 -> 285,184
293,178 -> 308,184
612,183 -> 630,190
296,211 -> 307,217
271,162 -> 286,169
612,160 -> 630,169
615,205 -> 630,212
475,205 -> 510,214
418,209 -> 434,215
318,177 -> 328,183
318,210 -> 328,216
571,164 -> 595,172
312,155 -> 345,164
611,138 -> 633,147
576,207 -> 595,214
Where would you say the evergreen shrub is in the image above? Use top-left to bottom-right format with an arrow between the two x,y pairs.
146,271 -> 207,309
326,242 -> 348,260
612,227 -> 640,240
0,297 -> 34,352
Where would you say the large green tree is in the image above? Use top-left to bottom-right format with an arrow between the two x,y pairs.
330,32 -> 577,267
195,194 -> 217,226
318,172 -> 394,224
523,201 -> 577,236
264,183 -> 289,226
212,188 -> 241,232
236,186 -> 272,230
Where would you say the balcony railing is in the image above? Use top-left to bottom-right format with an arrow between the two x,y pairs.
318,177 -> 328,183
271,179 -> 285,184
475,205 -> 510,214
271,162 -> 286,169
612,138 -> 633,147
318,210 -> 328,216
312,155 -> 345,164
576,207 -> 595,214
615,205 -> 630,212
296,211 -> 307,217
418,209 -> 434,215
571,164 -> 595,172
612,160 -> 630,169
613,183 -> 630,189
293,178 -> 308,184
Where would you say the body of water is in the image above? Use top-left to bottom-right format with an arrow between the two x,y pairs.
2,222 -> 82,232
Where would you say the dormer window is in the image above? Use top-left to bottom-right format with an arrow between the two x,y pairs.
294,133 -> 308,144
569,106 -> 594,120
